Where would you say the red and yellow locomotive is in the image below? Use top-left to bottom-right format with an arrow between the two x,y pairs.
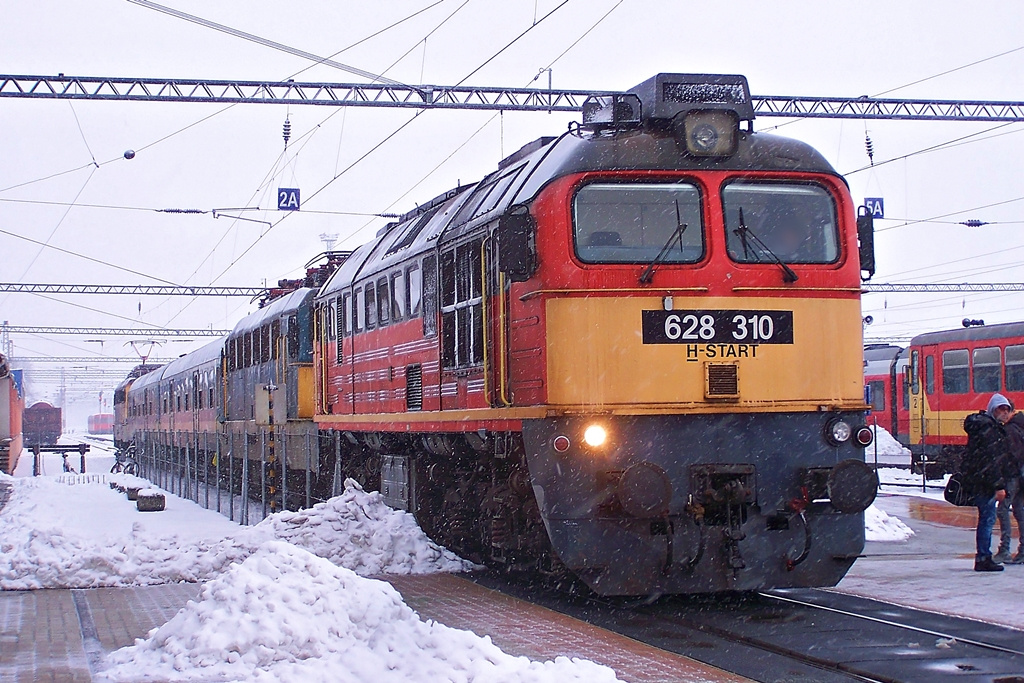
313,74 -> 878,594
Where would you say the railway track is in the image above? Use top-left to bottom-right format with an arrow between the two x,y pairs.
472,575 -> 1024,682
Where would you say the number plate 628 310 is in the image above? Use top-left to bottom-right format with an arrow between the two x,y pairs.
641,310 -> 794,344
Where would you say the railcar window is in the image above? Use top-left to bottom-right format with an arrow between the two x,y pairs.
407,265 -> 422,318
723,182 -> 839,264
973,347 -> 1001,393
391,271 -> 406,321
868,380 -> 885,411
573,183 -> 704,264
925,356 -> 935,395
942,349 -> 970,394
244,332 -> 253,367
365,284 -> 377,330
441,240 -> 484,368
423,256 -> 438,338
1007,345 -> 1024,391
226,338 -> 236,372
287,314 -> 299,360
261,324 -> 271,363
902,374 -> 910,410
353,289 -> 363,333
339,294 -> 351,337
342,296 -> 350,366
377,278 -> 390,327
271,320 -> 280,359
326,302 -> 336,342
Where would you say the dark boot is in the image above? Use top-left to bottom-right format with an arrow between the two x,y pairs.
975,556 -> 1005,572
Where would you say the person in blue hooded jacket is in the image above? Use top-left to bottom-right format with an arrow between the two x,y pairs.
961,393 -> 1011,571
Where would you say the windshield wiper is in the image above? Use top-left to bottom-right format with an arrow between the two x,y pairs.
733,207 -> 799,283
639,201 -> 688,284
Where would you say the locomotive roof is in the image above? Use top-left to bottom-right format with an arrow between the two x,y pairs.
317,73 -> 842,292
229,287 -> 314,337
911,321 -> 1024,347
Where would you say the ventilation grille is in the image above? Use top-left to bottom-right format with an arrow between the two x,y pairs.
705,363 -> 739,398
406,364 -> 423,411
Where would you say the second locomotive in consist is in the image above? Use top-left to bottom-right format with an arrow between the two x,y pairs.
117,73 -> 878,596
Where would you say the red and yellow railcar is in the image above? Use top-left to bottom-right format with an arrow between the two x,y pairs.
906,321 -> 1024,473
863,344 -> 910,444
314,74 -> 878,595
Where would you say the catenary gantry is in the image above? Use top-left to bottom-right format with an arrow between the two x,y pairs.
2,74 -> 1024,121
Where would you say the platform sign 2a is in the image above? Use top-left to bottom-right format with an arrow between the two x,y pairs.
864,197 -> 884,219
278,188 -> 300,211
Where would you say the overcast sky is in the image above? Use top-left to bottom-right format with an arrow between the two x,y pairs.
3,0 -> 1024,409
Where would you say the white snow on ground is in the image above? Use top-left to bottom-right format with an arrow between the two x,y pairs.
864,503 -> 914,542
0,473 -> 472,590
3,448 -> 616,681
100,541 -> 620,683
862,424 -> 912,466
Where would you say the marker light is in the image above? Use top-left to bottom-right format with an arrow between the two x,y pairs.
552,435 -> 571,453
583,424 -> 608,448
855,426 -> 874,447
825,418 -> 852,446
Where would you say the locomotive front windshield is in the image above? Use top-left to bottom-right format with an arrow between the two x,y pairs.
723,182 -> 839,264
573,183 -> 704,264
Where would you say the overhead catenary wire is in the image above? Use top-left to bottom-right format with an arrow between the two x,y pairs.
205,0 -> 576,285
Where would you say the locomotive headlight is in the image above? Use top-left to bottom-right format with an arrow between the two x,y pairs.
583,424 -> 608,448
678,109 -> 739,157
825,418 -> 852,446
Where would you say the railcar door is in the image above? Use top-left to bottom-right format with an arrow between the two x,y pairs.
921,344 -> 942,454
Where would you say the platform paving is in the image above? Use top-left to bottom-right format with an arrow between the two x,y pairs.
0,576 -> 744,682
0,583 -> 201,683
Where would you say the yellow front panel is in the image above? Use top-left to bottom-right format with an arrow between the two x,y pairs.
297,365 -> 315,418
545,296 -> 864,411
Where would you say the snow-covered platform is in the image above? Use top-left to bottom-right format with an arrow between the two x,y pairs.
836,493 -> 1024,631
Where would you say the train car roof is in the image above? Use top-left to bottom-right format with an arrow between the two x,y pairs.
128,339 -> 223,391
911,321 -> 1024,347
864,344 -> 903,362
157,338 -> 224,380
229,288 -> 314,337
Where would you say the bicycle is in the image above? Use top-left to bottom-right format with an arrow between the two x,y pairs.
111,444 -> 140,476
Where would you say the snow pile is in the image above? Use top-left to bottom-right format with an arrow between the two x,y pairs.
244,480 -> 471,575
863,425 -> 912,466
870,425 -> 910,456
0,476 -> 472,590
100,541 -> 619,683
864,503 -> 914,542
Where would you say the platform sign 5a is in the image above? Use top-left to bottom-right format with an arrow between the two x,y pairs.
864,197 -> 884,219
278,188 -> 300,211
